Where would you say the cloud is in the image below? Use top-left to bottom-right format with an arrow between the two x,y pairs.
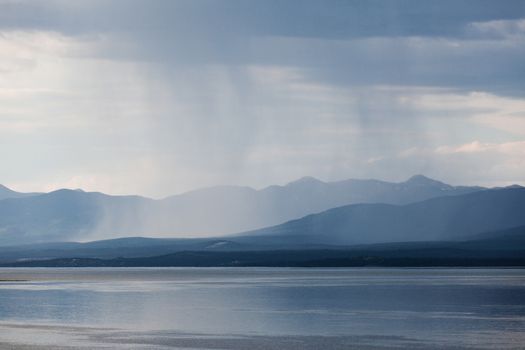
436,140 -> 525,155
2,2 -> 525,96
407,90 -> 525,137
396,140 -> 525,186
468,18 -> 525,39
0,1 -> 524,195
3,0 -> 525,38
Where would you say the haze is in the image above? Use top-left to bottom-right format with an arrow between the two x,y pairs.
1,0 -> 525,197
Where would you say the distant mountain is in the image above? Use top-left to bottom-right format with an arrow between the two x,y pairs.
0,175 -> 487,244
148,174 -> 484,235
471,225 -> 525,242
0,190 -> 151,244
236,187 -> 525,245
2,220 -> 524,265
0,184 -> 39,200
0,236 -> 245,262
4,225 -> 525,267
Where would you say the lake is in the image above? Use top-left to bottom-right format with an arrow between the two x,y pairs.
0,268 -> 524,349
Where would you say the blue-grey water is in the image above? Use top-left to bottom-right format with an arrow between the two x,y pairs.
0,268 -> 524,349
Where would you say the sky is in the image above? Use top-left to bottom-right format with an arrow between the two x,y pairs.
1,0 -> 525,197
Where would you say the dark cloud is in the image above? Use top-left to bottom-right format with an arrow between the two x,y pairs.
1,0 -> 524,194
2,0 -> 524,97
2,0 -> 525,38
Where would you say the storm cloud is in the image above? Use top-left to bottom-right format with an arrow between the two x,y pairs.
1,0 -> 524,196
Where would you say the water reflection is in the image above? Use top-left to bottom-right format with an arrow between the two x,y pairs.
0,268 -> 525,349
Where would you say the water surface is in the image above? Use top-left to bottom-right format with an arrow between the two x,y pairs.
0,268 -> 524,349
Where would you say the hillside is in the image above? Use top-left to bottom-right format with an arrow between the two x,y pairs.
0,175 -> 485,244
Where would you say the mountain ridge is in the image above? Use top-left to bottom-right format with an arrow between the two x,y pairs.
0,175 -> 505,245
235,187 -> 525,245
1,224 -> 525,265
0,184 -> 40,201
3,224 -> 525,267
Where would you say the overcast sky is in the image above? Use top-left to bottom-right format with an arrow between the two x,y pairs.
1,0 -> 524,197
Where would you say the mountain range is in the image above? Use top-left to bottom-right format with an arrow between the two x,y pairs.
0,173 -> 523,266
3,225 -> 525,267
0,175 -> 487,245
0,184 -> 39,200
237,187 -> 525,245
0,174 -> 524,266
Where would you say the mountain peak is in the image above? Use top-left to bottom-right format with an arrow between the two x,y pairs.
404,175 -> 449,187
0,184 -> 21,197
0,184 -> 14,191
0,184 -> 35,200
287,176 -> 324,186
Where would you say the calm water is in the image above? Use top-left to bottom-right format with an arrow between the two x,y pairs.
0,268 -> 524,349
